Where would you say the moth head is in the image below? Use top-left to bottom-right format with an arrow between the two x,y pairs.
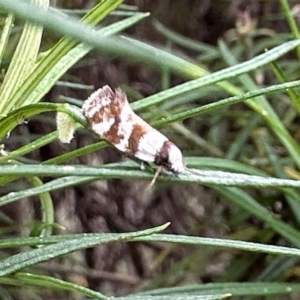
155,141 -> 185,174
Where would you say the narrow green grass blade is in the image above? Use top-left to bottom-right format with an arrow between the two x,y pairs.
29,177 -> 54,237
42,141 -> 107,165
279,0 -> 300,58
0,131 -> 59,164
0,273 -> 111,300
153,20 -> 216,53
0,156 -> 54,237
20,12 -> 149,107
122,36 -> 210,79
214,186 -> 300,247
2,0 -> 299,104
152,80 -> 300,126
132,233 -> 300,257
2,0 -> 123,114
2,166 -> 300,207
132,41 -> 300,111
2,231 -> 300,260
225,115 -> 261,160
270,61 -> 300,116
256,256 -> 298,281
0,224 -> 168,276
0,0 -> 48,113
185,157 -> 268,176
0,13 -> 14,67
258,131 -> 300,226
0,103 -> 83,140
0,176 -> 88,202
0,165 -> 300,188
118,295 -> 229,300
219,39 -> 300,169
135,282 -> 300,297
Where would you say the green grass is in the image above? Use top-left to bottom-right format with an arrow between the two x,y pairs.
1,0 -> 300,299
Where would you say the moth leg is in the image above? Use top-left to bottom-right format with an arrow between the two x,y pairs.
147,165 -> 163,189
140,161 -> 152,171
140,161 -> 146,171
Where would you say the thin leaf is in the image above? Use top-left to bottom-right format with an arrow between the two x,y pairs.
0,273 -> 111,300
135,282 -> 300,297
0,13 -> 14,67
0,224 -> 169,276
0,0 -> 48,112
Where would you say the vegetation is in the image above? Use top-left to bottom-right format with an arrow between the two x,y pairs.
0,0 -> 300,299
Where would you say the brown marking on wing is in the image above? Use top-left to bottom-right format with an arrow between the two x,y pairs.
83,86 -> 129,145
103,115 -> 124,145
154,140 -> 172,169
83,86 -> 114,124
127,122 -> 148,155
101,88 -> 128,144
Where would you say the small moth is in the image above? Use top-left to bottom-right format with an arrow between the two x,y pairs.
82,85 -> 185,176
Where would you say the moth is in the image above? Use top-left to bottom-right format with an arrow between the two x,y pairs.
82,85 -> 185,181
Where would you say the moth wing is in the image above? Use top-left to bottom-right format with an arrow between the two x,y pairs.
134,129 -> 168,163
